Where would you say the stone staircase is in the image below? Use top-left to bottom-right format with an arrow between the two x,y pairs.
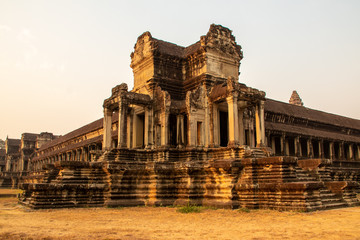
294,167 -> 317,182
319,189 -> 348,210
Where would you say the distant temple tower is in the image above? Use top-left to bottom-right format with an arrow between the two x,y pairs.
289,90 -> 304,106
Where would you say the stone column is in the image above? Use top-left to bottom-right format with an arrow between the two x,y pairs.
295,137 -> 300,157
271,136 -> 276,154
127,108 -> 133,148
227,94 -> 239,146
212,104 -> 219,147
118,101 -> 128,148
285,138 -> 289,156
103,107 -> 113,150
176,114 -> 184,147
259,100 -> 265,145
132,109 -> 138,148
329,142 -> 334,160
319,140 -> 324,158
307,138 -> 313,158
349,144 -> 354,160
204,99 -> 210,147
250,120 -> 255,147
280,134 -> 285,155
238,101 -> 246,146
144,107 -> 154,149
255,104 -> 262,147
340,142 -> 344,160
209,103 -> 214,147
161,111 -> 169,146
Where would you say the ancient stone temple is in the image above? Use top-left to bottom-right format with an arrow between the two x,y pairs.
18,24 -> 360,211
0,133 -> 56,188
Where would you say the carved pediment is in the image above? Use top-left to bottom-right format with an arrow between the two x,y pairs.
130,31 -> 158,67
200,24 -> 243,60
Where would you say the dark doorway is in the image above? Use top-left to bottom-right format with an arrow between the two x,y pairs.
169,114 -> 177,146
274,136 -> 281,155
344,143 -> 350,160
245,129 -> 250,146
219,111 -> 228,147
334,142 -> 340,159
184,114 -> 188,146
288,137 -> 295,156
312,140 -> 319,158
323,141 -> 330,159
300,138 -> 308,157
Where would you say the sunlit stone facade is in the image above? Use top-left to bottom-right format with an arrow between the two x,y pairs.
16,25 -> 360,211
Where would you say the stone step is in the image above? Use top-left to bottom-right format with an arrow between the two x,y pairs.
322,202 -> 348,210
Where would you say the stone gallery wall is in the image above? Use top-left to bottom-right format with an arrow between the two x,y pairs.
19,147 -> 360,211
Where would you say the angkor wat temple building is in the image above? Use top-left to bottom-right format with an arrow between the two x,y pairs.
0,133 -> 56,187
7,24 -> 360,211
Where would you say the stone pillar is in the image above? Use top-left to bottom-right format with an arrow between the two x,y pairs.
176,114 -> 184,147
250,121 -> 255,148
307,139 -> 313,158
161,111 -> 169,146
285,138 -> 289,156
238,101 -> 246,146
127,108 -> 133,148
118,101 -> 128,148
209,103 -> 214,147
103,107 -> 113,150
271,136 -> 276,154
227,94 -> 239,146
204,100 -> 210,147
212,104 -> 219,147
132,109 -> 138,148
329,142 -> 334,160
255,103 -> 265,147
319,140 -> 324,158
295,137 -> 300,157
259,100 -> 265,145
280,134 -> 285,155
349,144 -> 354,160
340,142 -> 344,160
144,107 -> 153,149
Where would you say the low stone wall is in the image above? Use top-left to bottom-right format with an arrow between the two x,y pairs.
19,147 -> 360,211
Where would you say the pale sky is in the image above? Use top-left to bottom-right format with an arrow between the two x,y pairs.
1,0 -> 360,140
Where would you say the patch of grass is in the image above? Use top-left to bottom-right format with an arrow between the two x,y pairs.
177,204 -> 203,213
238,207 -> 251,213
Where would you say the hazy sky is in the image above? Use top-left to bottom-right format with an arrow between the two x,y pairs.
1,0 -> 360,140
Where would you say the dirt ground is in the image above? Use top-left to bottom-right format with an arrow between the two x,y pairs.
1,190 -> 360,240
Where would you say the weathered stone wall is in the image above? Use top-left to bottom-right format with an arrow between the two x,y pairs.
19,148 -> 360,211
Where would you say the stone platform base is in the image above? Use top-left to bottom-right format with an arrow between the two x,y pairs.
19,147 -> 360,211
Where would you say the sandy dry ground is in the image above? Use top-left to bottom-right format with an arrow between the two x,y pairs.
1,190 -> 360,240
